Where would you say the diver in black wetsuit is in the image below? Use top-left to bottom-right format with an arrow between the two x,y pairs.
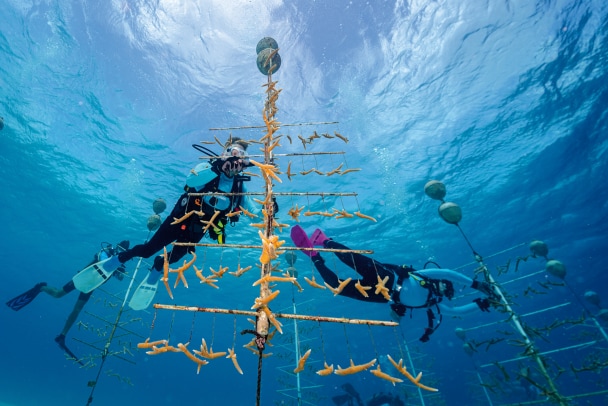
291,226 -> 497,341
6,241 -> 130,359
102,137 -> 260,288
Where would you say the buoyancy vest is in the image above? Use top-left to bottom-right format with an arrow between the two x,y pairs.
391,269 -> 444,342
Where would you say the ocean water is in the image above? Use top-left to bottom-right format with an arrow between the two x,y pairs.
1,1 -> 607,405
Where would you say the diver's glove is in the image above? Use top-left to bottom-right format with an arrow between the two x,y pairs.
473,298 -> 491,312
420,328 -> 433,343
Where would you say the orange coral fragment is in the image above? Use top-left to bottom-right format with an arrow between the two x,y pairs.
387,355 -> 438,392
304,276 -> 326,290
178,343 -> 209,374
161,247 -> 173,299
316,362 -> 335,376
354,280 -> 372,298
354,211 -> 377,222
229,264 -> 252,277
375,275 -> 391,300
294,349 -> 312,374
370,365 -> 403,386
324,278 -> 352,296
227,348 -> 243,375
137,338 -> 168,349
334,358 -> 377,375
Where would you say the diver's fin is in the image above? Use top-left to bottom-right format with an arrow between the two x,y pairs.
55,335 -> 84,366
72,257 -> 118,293
6,283 -> 47,311
128,277 -> 159,311
290,225 -> 317,257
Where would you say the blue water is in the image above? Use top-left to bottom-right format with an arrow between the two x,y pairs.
1,1 -> 607,405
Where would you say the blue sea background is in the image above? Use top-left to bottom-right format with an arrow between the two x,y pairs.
1,1 -> 607,405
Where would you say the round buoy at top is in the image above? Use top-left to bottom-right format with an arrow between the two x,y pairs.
529,240 -> 549,258
257,48 -> 281,75
147,214 -> 162,231
545,259 -> 566,279
584,291 -> 601,307
256,37 -> 278,54
153,198 -> 167,214
438,201 -> 462,224
424,180 -> 446,201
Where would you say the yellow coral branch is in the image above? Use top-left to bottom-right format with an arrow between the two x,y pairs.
294,349 -> 312,374
304,276 -> 326,290
370,365 -> 403,386
210,265 -> 228,278
137,338 -> 168,349
316,362 -> 335,376
162,247 -> 173,299
194,265 -> 219,289
354,211 -> 377,222
178,343 -> 209,374
375,275 -> 391,300
251,290 -> 280,309
249,159 -> 282,184
387,355 -> 438,392
334,131 -> 349,143
325,277 -> 352,296
170,252 -> 196,289
227,348 -> 243,375
334,358 -> 377,375
229,264 -> 252,277
354,280 -> 372,298
253,275 -> 296,286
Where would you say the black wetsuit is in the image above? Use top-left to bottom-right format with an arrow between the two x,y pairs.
117,191 -> 206,271
312,240 -> 408,302
117,173 -> 245,272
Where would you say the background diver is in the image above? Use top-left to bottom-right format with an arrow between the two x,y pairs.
291,226 -> 498,342
6,240 -> 130,361
332,383 -> 405,406
72,137 -> 267,310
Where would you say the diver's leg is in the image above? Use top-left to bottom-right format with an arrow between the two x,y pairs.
58,292 -> 91,338
325,240 -> 383,281
312,254 -> 340,287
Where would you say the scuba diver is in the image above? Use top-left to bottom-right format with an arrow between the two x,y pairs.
291,226 -> 498,342
71,137 -> 264,309
332,383 -> 363,406
6,241 -> 130,361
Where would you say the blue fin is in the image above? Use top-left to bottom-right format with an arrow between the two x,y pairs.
6,283 -> 47,311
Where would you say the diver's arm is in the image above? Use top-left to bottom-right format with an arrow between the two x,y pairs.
240,184 -> 261,215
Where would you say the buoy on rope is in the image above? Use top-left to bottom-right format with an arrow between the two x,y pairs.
546,259 -> 567,279
438,202 -> 462,225
529,240 -> 549,259
256,37 -> 281,75
153,198 -> 167,214
424,180 -> 446,201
